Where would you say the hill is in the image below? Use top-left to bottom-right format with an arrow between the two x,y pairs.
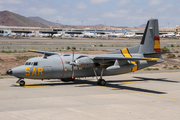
139,24 -> 146,27
0,10 -> 49,28
28,16 -> 62,26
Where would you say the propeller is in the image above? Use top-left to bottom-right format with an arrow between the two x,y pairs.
71,49 -> 75,79
65,49 -> 81,80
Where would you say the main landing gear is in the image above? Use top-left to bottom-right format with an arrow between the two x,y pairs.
61,78 -> 75,82
16,79 -> 25,86
93,68 -> 106,86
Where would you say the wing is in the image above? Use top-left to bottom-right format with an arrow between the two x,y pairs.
91,56 -> 162,67
93,57 -> 150,61
28,50 -> 61,56
93,56 -> 161,61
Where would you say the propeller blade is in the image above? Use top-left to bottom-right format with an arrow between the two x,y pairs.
72,49 -> 74,62
72,49 -> 75,79
72,66 -> 74,79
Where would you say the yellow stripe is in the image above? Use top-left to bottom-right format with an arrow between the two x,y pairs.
122,81 -> 144,83
15,84 -> 51,87
121,48 -> 138,72
154,40 -> 160,49
131,61 -> 138,72
121,48 -> 131,57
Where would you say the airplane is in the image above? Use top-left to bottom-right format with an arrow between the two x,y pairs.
53,31 -> 63,37
7,19 -> 166,87
60,31 -> 71,37
160,29 -> 178,37
3,29 -> 11,36
80,29 -> 97,37
124,32 -> 136,37
175,31 -> 180,37
26,30 -> 36,37
108,29 -> 127,37
39,33 -> 51,37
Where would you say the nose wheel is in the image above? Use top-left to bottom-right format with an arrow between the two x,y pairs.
16,79 -> 25,86
19,80 -> 25,86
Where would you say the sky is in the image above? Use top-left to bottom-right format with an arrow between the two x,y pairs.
0,0 -> 179,27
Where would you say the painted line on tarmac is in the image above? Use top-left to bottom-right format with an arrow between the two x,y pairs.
15,84 -> 51,87
121,81 -> 144,83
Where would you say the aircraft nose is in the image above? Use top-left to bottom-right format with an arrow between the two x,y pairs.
7,69 -> 13,75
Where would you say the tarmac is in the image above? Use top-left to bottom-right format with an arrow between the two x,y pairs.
0,71 -> 180,120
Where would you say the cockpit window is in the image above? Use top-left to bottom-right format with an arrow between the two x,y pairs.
25,62 -> 34,65
33,62 -> 38,66
25,62 -> 31,65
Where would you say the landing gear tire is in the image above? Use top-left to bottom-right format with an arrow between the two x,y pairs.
61,78 -> 75,82
97,79 -> 106,86
19,80 -> 25,86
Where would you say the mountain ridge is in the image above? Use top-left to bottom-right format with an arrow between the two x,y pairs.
28,16 -> 62,26
0,10 -> 49,28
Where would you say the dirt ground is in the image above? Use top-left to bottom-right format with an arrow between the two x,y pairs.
0,50 -> 180,76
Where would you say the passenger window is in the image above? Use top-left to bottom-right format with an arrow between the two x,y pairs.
34,62 -> 38,66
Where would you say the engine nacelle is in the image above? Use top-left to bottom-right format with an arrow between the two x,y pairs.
75,57 -> 94,68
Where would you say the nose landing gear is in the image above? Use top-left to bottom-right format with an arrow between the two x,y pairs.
16,79 -> 25,86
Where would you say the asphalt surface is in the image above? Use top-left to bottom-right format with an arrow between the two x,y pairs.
0,71 -> 180,120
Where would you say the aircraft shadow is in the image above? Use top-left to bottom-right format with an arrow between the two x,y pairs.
133,77 -> 179,83
12,76 -> 179,94
12,76 -> 176,94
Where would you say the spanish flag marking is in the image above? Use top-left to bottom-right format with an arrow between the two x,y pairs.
154,36 -> 161,52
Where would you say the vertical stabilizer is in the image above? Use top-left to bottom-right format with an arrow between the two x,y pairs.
139,19 -> 160,54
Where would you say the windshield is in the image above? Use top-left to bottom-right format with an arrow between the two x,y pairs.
25,62 -> 33,65
25,62 -> 38,66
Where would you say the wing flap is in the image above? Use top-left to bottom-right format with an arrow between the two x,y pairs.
93,57 -> 161,61
92,56 -> 162,64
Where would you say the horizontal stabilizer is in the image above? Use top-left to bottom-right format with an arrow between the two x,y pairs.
142,57 -> 162,61
28,50 -> 60,56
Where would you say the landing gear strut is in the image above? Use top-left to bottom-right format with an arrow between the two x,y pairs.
16,79 -> 25,86
93,68 -> 106,86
